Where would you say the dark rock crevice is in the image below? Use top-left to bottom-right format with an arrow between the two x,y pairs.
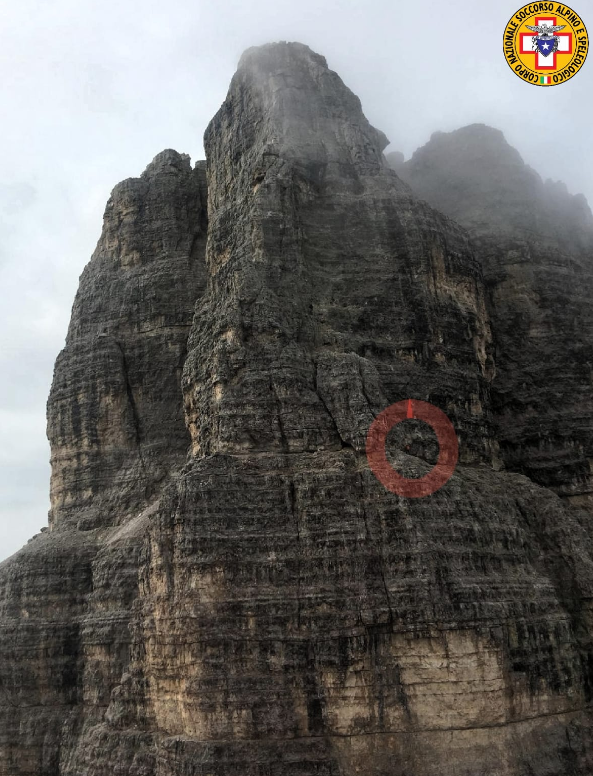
114,339 -> 150,487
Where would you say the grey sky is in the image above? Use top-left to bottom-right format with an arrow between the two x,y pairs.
1,0 -> 591,561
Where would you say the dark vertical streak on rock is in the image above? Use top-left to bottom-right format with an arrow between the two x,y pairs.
289,479 -> 302,630
115,339 -> 149,486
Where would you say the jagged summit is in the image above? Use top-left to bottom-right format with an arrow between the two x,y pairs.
237,40 -> 330,73
400,122 -> 593,247
2,42 -> 593,776
48,144 -> 208,529
207,41 -> 390,183
141,148 -> 192,177
427,122 -> 517,147
191,41 -> 492,462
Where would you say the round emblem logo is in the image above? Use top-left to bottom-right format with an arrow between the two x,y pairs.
503,3 -> 588,85
366,400 -> 458,498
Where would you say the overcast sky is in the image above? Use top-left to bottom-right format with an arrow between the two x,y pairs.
1,0 -> 591,562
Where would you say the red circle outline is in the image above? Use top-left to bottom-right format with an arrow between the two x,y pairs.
366,400 -> 459,498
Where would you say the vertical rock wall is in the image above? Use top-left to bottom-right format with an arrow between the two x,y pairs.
0,150 -> 207,775
397,125 -> 593,506
48,150 -> 207,529
183,43 -> 496,465
1,43 -> 593,776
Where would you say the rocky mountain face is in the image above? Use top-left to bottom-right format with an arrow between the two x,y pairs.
48,150 -> 208,529
394,125 -> 593,507
1,42 -> 593,776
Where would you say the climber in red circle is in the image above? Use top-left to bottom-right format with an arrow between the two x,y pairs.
366,399 -> 458,498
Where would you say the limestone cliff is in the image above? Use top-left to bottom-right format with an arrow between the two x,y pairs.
394,124 -> 593,506
2,43 -> 593,776
48,150 -> 208,529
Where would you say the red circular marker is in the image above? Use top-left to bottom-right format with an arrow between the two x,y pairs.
366,399 -> 458,498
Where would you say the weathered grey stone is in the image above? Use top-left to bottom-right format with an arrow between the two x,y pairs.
184,43 -> 496,465
2,44 -> 593,776
0,149 -> 207,775
396,124 -> 593,506
48,149 -> 207,529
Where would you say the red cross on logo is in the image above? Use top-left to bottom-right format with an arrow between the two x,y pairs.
520,16 -> 573,69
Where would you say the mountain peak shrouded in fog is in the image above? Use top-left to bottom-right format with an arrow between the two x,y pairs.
398,122 -> 593,246
2,1 -> 592,565
2,41 -> 593,776
208,40 -> 390,174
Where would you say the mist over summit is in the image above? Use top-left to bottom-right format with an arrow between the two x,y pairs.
1,41 -> 593,776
